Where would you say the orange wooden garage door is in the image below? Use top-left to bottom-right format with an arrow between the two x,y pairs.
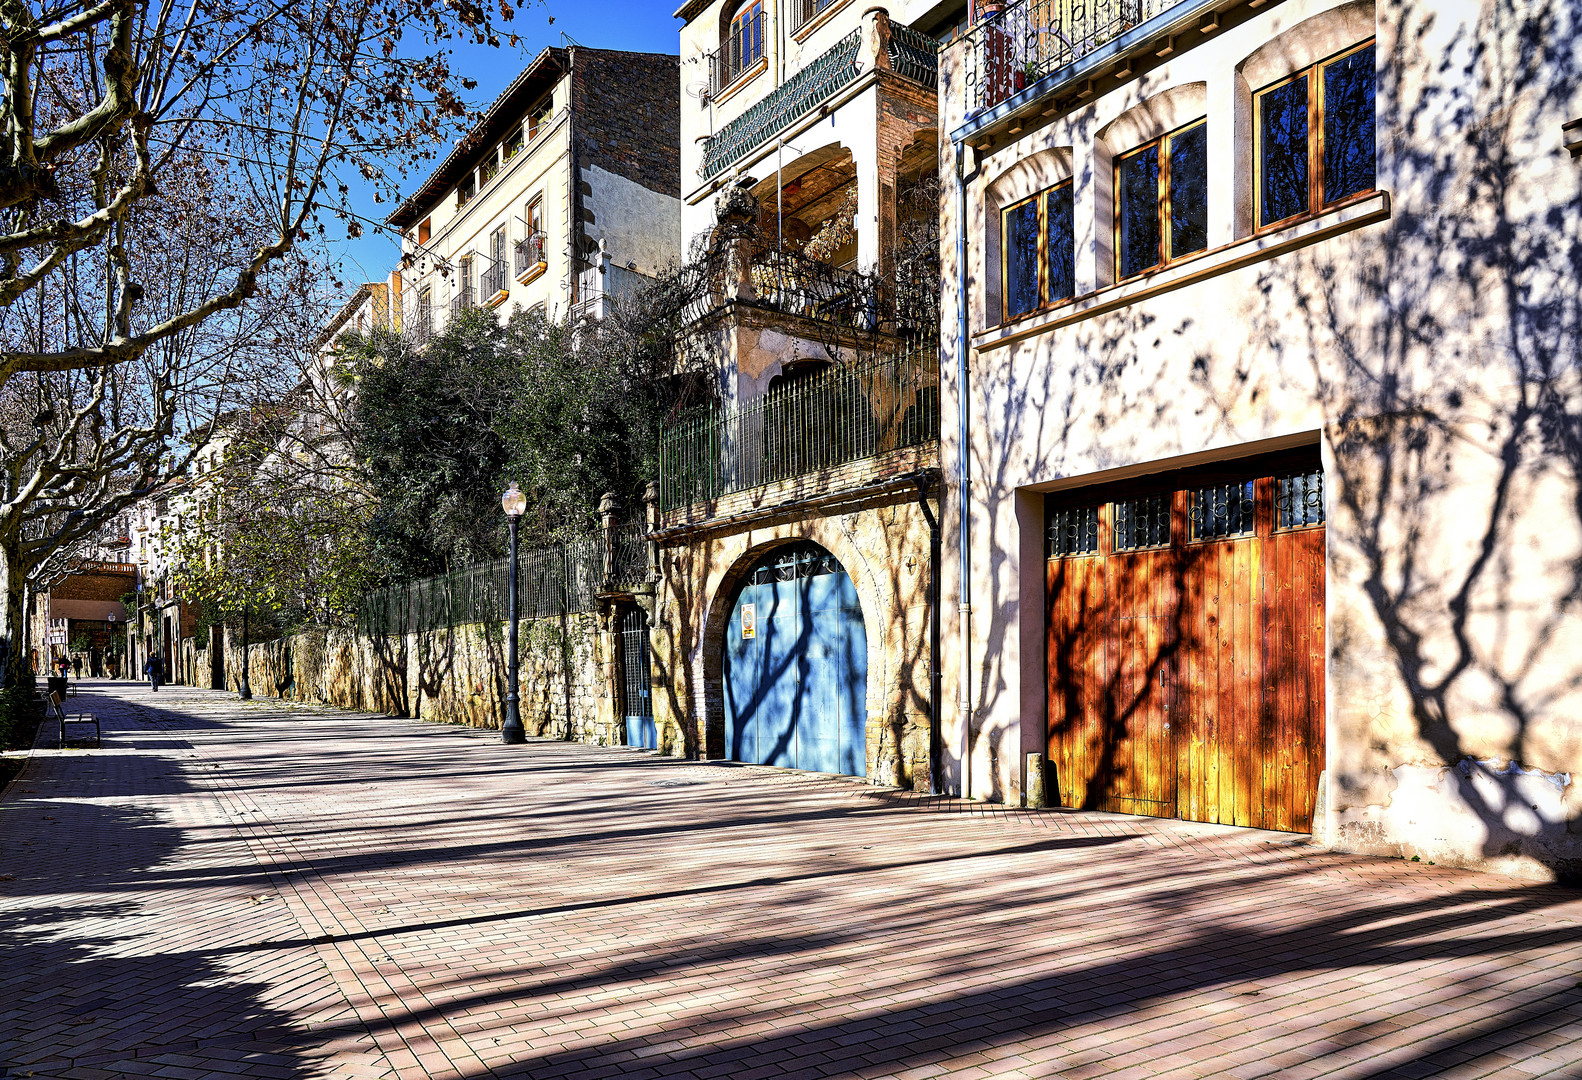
1046,452 -> 1326,833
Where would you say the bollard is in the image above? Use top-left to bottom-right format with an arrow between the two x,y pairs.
1026,752 -> 1047,809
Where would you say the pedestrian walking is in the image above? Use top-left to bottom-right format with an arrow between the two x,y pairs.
72,656 -> 82,679
144,654 -> 163,692
56,655 -> 71,679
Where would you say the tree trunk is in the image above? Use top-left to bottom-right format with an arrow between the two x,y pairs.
0,529 -> 31,690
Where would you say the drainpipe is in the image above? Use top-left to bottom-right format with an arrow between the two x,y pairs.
915,473 -> 942,794
953,139 -> 976,800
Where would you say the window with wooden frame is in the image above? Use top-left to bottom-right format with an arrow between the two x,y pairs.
1255,41 -> 1376,230
722,0 -> 765,84
1115,119 -> 1208,281
527,98 -> 552,140
479,148 -> 499,186
503,125 -> 524,161
1001,179 -> 1076,323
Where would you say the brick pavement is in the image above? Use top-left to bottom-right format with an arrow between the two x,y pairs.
3,682 -> 1581,1080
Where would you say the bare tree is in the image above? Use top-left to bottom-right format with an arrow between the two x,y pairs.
0,0 -> 521,684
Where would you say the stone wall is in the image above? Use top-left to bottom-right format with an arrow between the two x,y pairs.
199,611 -> 625,744
654,464 -> 939,790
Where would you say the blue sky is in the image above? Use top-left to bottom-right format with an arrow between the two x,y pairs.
325,0 -> 681,288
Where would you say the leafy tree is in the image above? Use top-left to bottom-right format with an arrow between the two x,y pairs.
346,275 -> 707,581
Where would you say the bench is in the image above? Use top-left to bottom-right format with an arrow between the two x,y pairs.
48,691 -> 100,747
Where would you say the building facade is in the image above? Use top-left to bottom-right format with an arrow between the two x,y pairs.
388,46 -> 682,333
937,0 -> 1582,877
649,0 -> 962,788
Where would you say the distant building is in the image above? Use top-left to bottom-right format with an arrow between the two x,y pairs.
388,45 -> 682,336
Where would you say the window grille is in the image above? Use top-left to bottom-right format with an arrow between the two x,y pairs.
1277,471 -> 1325,529
1048,505 -> 1099,558
1115,494 -> 1170,550
1189,481 -> 1256,540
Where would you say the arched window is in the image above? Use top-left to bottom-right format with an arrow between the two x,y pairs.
718,0 -> 764,89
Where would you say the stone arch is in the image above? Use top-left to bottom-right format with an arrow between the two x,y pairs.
697,523 -> 890,773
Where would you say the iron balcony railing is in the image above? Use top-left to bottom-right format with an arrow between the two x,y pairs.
515,233 -> 547,276
356,524 -> 649,637
964,0 -> 1187,115
659,337 -> 939,511
888,23 -> 941,90
482,258 -> 507,298
706,8 -> 767,98
684,244 -> 936,338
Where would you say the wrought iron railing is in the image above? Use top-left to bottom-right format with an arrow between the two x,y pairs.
482,259 -> 507,298
706,8 -> 767,98
515,233 -> 547,277
887,23 -> 941,89
356,525 -> 649,637
963,0 -> 1187,115
749,248 -> 879,329
683,243 -> 936,339
659,336 -> 939,510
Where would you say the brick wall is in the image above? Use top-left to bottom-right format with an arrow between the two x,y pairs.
52,569 -> 137,603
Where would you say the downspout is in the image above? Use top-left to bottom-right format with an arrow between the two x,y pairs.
915,473 -> 942,794
953,139 -> 976,799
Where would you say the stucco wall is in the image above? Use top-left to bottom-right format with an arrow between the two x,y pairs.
937,0 -> 1582,878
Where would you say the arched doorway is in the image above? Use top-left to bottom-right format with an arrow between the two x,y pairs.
723,542 -> 867,776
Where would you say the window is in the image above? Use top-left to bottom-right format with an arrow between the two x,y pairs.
1047,505 -> 1099,558
528,99 -> 552,140
1256,42 -> 1376,229
1116,119 -> 1208,280
457,173 -> 475,207
1001,179 -> 1076,322
417,217 -> 431,245
1115,494 -> 1170,550
503,126 -> 524,161
480,149 -> 499,186
1189,481 -> 1255,541
526,195 -> 542,236
721,1 -> 765,85
1277,471 -> 1325,529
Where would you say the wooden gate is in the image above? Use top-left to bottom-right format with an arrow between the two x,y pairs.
1046,451 -> 1326,833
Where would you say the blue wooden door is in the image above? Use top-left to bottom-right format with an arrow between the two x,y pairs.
724,544 -> 867,776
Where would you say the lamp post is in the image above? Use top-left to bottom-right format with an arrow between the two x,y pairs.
500,482 -> 527,744
238,603 -> 252,700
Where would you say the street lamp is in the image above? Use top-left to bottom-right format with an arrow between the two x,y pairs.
500,482 -> 527,744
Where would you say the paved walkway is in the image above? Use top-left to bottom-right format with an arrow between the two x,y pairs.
3,684 -> 1582,1080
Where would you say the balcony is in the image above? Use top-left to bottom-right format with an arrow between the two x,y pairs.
962,0 -> 1191,118
659,338 -> 939,511
704,8 -> 766,101
482,259 -> 508,302
699,22 -> 938,182
515,233 -> 547,283
686,244 -> 932,339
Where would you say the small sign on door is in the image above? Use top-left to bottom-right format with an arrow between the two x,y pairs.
741,603 -> 756,639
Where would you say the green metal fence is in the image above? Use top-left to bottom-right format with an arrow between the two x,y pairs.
356,524 -> 649,637
659,337 -> 939,511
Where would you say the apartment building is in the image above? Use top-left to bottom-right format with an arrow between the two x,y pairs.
648,0 -> 963,789
937,0 -> 1582,878
388,46 -> 681,335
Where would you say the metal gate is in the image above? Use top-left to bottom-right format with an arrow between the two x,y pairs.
620,607 -> 655,749
723,542 -> 868,776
